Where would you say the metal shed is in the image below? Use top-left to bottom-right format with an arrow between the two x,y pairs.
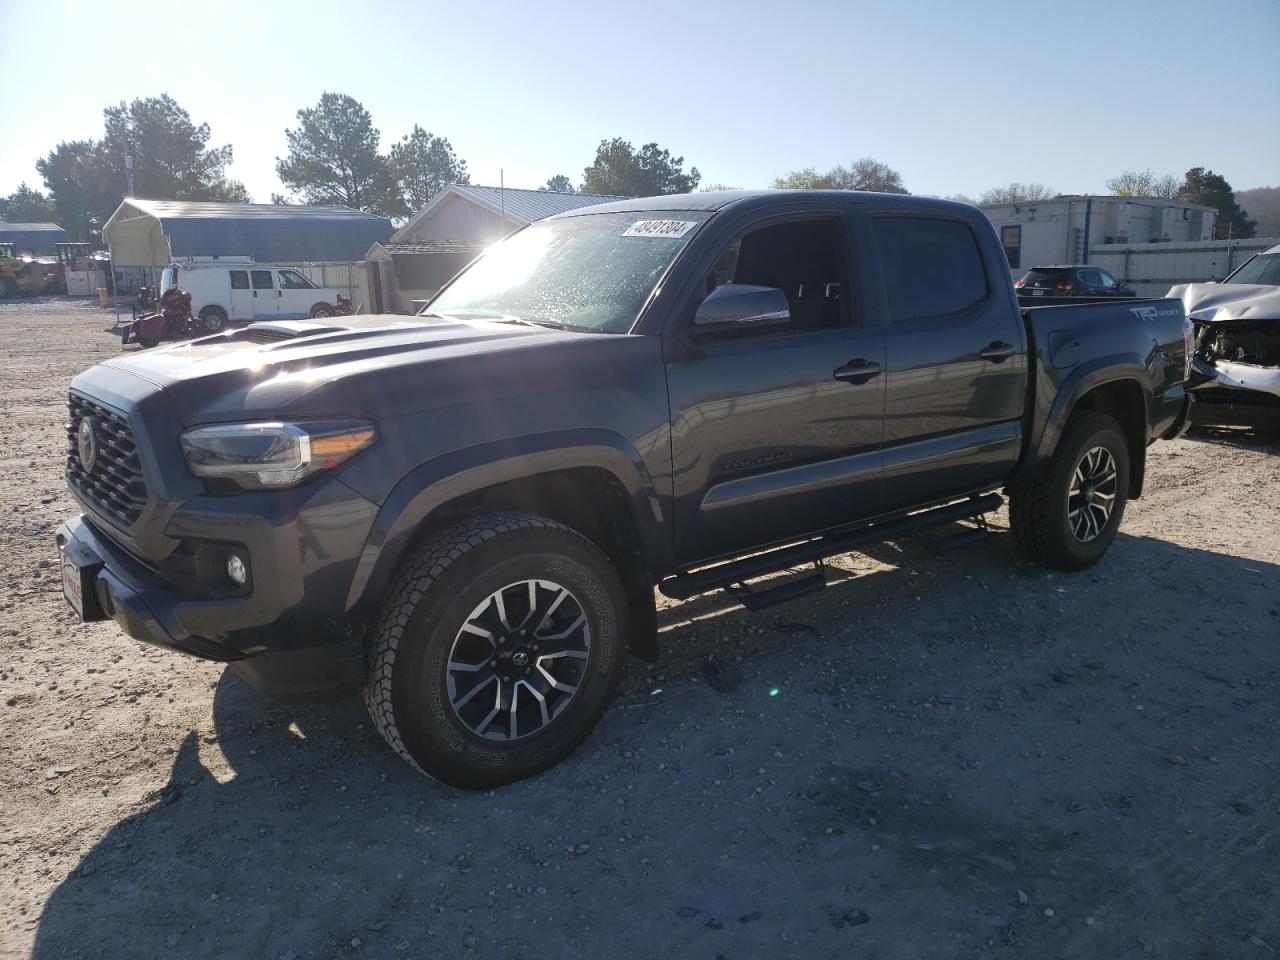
102,199 -> 392,267
0,222 -> 66,255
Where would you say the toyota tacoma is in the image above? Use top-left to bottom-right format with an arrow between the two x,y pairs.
57,191 -> 1193,787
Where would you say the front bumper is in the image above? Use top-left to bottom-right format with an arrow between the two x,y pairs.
56,489 -> 374,698
1190,358 -> 1280,427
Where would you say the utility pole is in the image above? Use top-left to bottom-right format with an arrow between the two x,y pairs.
125,151 -> 135,197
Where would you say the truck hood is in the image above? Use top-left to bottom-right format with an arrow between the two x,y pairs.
1168,282 -> 1280,323
88,314 -> 598,425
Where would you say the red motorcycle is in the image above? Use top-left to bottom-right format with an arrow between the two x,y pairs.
120,289 -> 199,349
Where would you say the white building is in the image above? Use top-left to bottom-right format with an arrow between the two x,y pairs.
980,196 -> 1217,275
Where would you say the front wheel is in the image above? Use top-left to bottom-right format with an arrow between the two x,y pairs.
365,513 -> 629,788
310,303 -> 335,318
1009,411 -> 1130,571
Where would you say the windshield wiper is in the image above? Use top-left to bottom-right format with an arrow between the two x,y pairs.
490,316 -> 600,334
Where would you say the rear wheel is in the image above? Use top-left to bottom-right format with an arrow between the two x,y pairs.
1010,411 -> 1130,570
198,306 -> 227,332
0,276 -> 15,298
365,512 -> 629,788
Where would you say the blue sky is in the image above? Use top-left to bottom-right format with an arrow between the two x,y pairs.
1,0 -> 1277,204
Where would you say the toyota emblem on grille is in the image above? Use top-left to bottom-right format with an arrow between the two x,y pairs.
77,417 -> 99,473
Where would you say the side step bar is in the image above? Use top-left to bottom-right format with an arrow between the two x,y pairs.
659,493 -> 1003,606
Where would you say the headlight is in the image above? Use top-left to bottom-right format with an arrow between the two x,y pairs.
180,420 -> 376,490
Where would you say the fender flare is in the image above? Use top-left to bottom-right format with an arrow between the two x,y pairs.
344,428 -> 668,616
1029,355 -> 1154,465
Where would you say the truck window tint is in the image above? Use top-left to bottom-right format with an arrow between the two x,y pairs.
706,219 -> 849,330
230,270 -> 249,290
278,269 -> 313,290
250,270 -> 274,290
874,217 -> 987,321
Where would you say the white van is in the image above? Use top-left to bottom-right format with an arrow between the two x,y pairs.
161,262 -> 342,330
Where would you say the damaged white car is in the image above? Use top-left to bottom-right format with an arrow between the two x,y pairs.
1170,243 -> 1280,429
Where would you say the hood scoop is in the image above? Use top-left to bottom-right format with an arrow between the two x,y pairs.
239,320 -> 350,344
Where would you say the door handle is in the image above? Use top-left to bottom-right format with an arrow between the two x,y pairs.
979,342 -> 1016,363
833,359 -> 882,384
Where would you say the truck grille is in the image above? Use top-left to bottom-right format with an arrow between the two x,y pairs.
66,394 -> 147,527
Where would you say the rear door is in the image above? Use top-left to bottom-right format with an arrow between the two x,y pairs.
250,269 -> 276,318
276,268 -> 316,319
871,213 -> 1028,511
665,209 -> 886,565
228,269 -> 254,320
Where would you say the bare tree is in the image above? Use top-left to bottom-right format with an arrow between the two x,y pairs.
978,182 -> 1057,204
1106,169 -> 1180,199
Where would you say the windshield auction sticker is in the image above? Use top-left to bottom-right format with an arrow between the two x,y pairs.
622,220 -> 697,239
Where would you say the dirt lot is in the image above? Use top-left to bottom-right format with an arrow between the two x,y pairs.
1,297 -> 1277,960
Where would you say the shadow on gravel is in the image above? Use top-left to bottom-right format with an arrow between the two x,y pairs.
1185,423 -> 1280,453
31,534 -> 1280,960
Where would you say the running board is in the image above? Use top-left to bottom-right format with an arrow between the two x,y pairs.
660,494 -> 1003,605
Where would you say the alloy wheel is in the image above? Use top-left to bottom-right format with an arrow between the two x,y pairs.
445,579 -> 591,741
1067,445 -> 1118,542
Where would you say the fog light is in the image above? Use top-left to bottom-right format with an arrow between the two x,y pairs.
226,555 -> 248,586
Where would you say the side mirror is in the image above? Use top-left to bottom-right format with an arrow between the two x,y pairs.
694,283 -> 790,330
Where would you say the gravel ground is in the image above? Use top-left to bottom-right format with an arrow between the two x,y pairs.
1,298 -> 1277,960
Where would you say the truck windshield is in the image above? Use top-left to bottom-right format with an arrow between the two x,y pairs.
1225,253 -> 1280,286
426,211 -> 709,333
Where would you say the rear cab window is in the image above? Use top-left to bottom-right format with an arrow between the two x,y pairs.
250,270 -> 274,290
230,270 -> 249,290
873,216 -> 988,321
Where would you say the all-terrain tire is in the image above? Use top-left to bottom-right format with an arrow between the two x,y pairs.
198,306 -> 227,332
1009,411 -> 1130,571
364,512 -> 629,789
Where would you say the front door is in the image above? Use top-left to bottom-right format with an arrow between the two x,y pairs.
228,269 -> 254,320
276,268 -> 316,319
666,214 -> 886,565
870,213 -> 1029,511
250,269 -> 276,319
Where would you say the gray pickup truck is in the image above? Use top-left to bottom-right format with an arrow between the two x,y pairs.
57,191 -> 1193,787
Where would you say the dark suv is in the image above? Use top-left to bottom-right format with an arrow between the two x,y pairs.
1016,265 -> 1135,299
57,191 -> 1192,787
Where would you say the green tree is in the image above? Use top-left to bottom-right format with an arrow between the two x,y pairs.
36,94 -> 247,240
1179,167 -> 1255,239
1105,169 -> 1180,199
581,139 -> 700,197
102,94 -> 248,203
540,175 -> 575,193
773,167 -> 831,189
276,93 -> 398,216
773,158 -> 908,194
978,182 -> 1056,204
1235,186 -> 1280,237
388,125 -> 469,212
0,183 -> 57,222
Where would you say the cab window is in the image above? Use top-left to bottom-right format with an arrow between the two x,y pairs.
702,217 -> 850,331
250,270 -> 274,290
278,269 -> 313,290
873,216 -> 987,321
